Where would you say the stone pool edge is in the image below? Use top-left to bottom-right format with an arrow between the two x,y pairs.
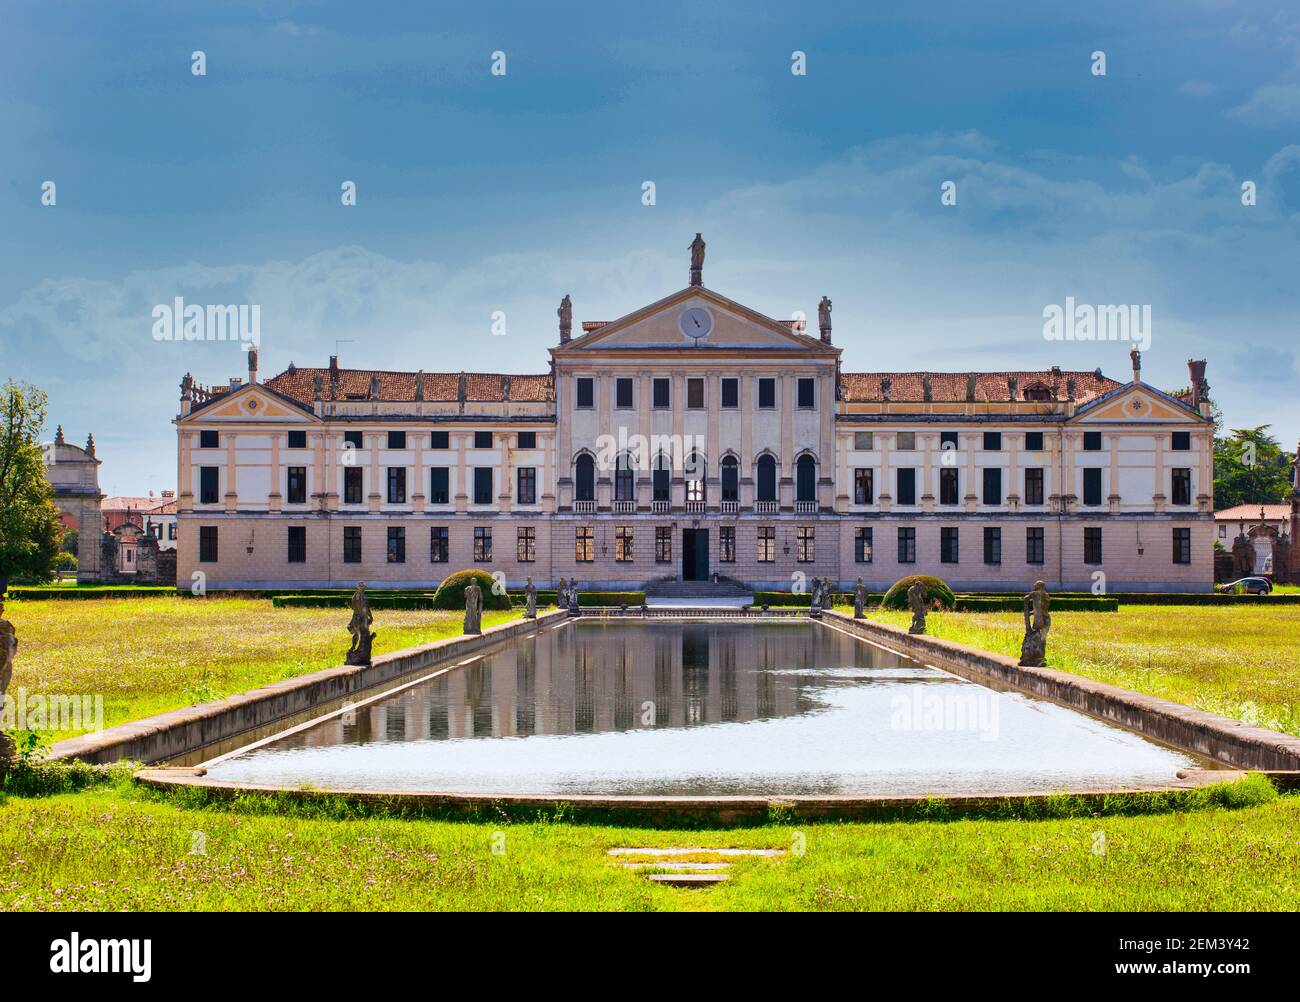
48,609 -> 570,766
820,610 -> 1300,772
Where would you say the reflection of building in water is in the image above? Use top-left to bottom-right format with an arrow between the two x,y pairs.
291,622 -> 906,750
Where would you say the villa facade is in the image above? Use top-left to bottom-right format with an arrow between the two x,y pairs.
173,248 -> 1217,593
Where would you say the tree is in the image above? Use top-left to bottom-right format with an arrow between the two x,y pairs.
1213,425 -> 1295,512
0,381 -> 64,594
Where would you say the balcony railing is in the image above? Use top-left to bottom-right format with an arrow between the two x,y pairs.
684,501 -> 706,514
719,500 -> 739,515
651,500 -> 670,515
574,500 -> 596,514
795,501 -> 817,514
754,501 -> 778,514
612,500 -> 635,514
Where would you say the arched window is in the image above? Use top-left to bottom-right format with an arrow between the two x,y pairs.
721,455 -> 739,501
1022,381 -> 1053,402
614,453 -> 635,501
652,453 -> 670,501
796,454 -> 817,503
756,454 -> 777,502
685,452 -> 705,502
575,454 -> 595,502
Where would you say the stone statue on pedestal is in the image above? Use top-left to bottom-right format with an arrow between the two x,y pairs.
907,580 -> 928,635
556,578 -> 569,609
1019,580 -> 1051,667
463,579 -> 483,635
345,581 -> 375,667
1231,523 -> 1254,579
809,576 -> 824,614
568,578 -> 579,614
688,233 -> 706,285
524,576 -> 537,619
0,598 -> 17,766
854,577 -> 866,619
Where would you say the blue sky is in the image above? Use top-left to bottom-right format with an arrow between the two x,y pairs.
3,0 -> 1299,494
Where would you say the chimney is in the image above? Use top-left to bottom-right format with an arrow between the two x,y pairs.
329,355 -> 339,377
1187,358 -> 1207,411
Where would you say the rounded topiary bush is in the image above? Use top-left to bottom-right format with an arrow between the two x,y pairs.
430,569 -> 512,611
880,574 -> 955,611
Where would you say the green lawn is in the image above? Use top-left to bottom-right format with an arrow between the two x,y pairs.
845,603 -> 1300,737
3,596 -> 527,742
0,775 -> 1294,911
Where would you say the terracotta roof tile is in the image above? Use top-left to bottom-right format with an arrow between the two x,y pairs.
838,370 -> 1122,404
261,367 -> 554,404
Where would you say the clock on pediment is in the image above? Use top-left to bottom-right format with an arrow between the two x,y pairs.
679,306 -> 713,342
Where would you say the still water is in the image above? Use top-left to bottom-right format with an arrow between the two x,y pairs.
204,620 -> 1207,796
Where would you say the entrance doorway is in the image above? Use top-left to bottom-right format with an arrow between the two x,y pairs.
682,529 -> 710,581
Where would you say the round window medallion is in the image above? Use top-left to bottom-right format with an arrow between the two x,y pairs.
248,400 -> 258,410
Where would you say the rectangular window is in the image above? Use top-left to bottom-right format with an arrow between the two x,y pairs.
983,526 -> 1001,565
200,430 -> 219,449
1173,527 -> 1191,564
1024,468 -> 1044,506
615,526 -> 634,562
473,468 -> 493,505
387,467 -> 406,504
517,431 -> 537,449
387,526 -> 405,563
897,468 -> 917,506
797,526 -> 815,563
854,432 -> 873,450
940,527 -> 959,564
652,378 -> 670,408
854,468 -> 874,505
983,432 -> 1002,451
168,523 -> 177,540
1172,431 -> 1191,451
797,378 -> 815,409
430,526 -> 449,563
429,467 -> 449,505
615,377 -> 634,409
757,378 -> 776,409
517,527 -> 536,563
473,431 -> 492,449
430,431 -> 449,449
756,526 -> 776,562
287,430 -> 307,449
855,527 -> 873,563
344,430 -> 363,449
387,431 -> 406,450
1025,431 -> 1044,452
721,378 -> 739,408
1084,527 -> 1103,565
517,467 -> 536,505
1083,468 -> 1102,506
897,527 -> 916,564
286,525 -> 307,562
687,378 -> 705,409
1172,468 -> 1192,506
982,467 -> 1002,505
199,467 -> 219,504
1027,527 -> 1045,565
896,432 -> 916,450
940,431 -> 958,450
719,525 -> 735,562
343,526 -> 361,563
473,527 -> 492,562
656,526 -> 673,563
1083,431 -> 1103,451
198,525 -> 218,562
576,377 -> 594,409
575,526 -> 594,562
287,466 -> 307,505
343,467 -> 364,505
940,468 -> 959,505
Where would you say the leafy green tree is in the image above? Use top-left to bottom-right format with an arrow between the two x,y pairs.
0,381 -> 64,594
1213,425 -> 1295,511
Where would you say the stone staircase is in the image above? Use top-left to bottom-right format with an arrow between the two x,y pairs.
643,577 -> 751,600
609,846 -> 787,887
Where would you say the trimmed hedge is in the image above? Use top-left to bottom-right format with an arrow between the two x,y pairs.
431,569 -> 513,611
881,575 -> 956,611
577,591 -> 646,607
954,595 -> 1118,612
5,586 -> 181,601
271,593 -> 438,610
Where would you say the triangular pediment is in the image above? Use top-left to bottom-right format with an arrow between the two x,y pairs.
181,382 -> 319,424
1071,382 -> 1206,424
560,287 -> 836,354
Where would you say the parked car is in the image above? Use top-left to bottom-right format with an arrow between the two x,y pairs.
1220,577 -> 1272,595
